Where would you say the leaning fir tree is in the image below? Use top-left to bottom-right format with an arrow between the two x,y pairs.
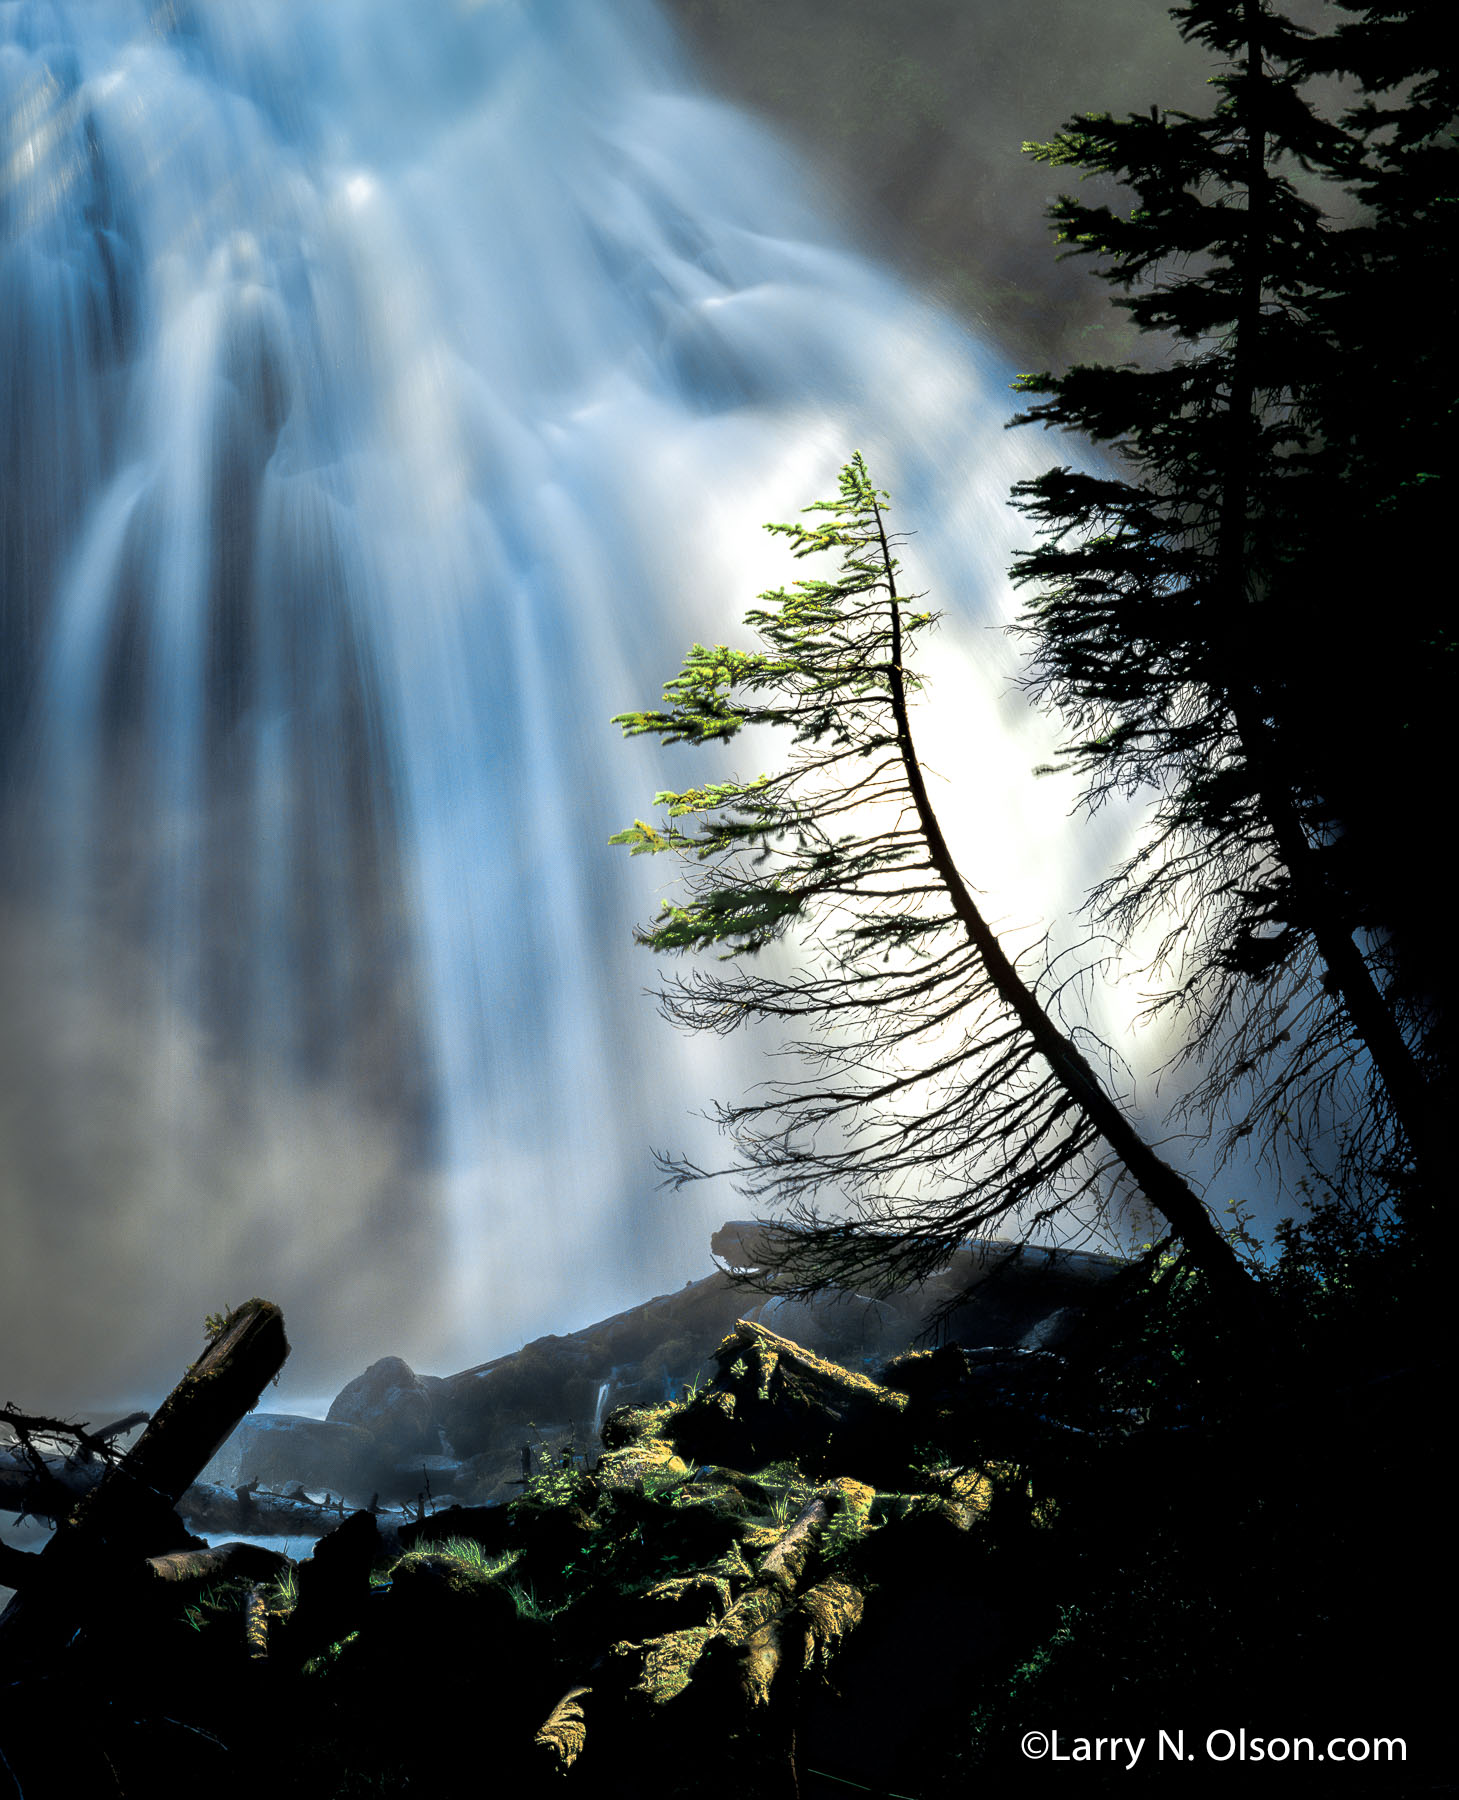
1006,0 -> 1441,1192
613,454 -> 1256,1310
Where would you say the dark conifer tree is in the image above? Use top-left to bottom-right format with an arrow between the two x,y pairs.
1280,1 -> 1457,1112
1006,0 -> 1442,1191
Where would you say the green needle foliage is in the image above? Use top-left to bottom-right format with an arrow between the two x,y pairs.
613,453 -> 1253,1310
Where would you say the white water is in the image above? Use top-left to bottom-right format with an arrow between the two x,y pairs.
0,0 -> 1135,1406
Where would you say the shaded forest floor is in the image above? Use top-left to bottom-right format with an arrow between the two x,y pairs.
0,1213 -> 1447,1798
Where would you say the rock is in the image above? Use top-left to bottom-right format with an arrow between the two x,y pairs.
711,1219 -> 798,1271
202,1412 -> 376,1497
921,1240 -> 1126,1346
222,1231 -> 1131,1509
327,1355 -> 441,1461
750,1292 -> 897,1361
670,1321 -> 912,1484
284,1510 -> 381,1664
433,1273 -> 757,1460
391,1452 -> 471,1507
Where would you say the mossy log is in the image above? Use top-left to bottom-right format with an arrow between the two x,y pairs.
669,1321 -> 910,1481
0,1299 -> 289,1675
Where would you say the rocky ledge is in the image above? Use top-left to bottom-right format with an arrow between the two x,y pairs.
200,1227 -> 1126,1512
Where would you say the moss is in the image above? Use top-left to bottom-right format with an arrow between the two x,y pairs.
820,1476 -> 878,1557
633,1624 -> 716,1702
738,1522 -> 786,1560
600,1400 -> 678,1451
739,1618 -> 781,1708
596,1434 -> 691,1495
797,1575 -> 864,1670
388,1542 -> 518,1593
533,1686 -> 592,1770
644,1571 -> 732,1627
721,1322 -> 903,1405
717,1578 -> 782,1648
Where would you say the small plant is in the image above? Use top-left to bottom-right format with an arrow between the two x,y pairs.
433,1538 -> 519,1581
641,1461 -> 698,1503
269,1566 -> 300,1613
758,1461 -> 816,1528
179,1580 -> 250,1633
503,1578 -> 563,1623
520,1463 -> 587,1509
302,1630 -> 361,1677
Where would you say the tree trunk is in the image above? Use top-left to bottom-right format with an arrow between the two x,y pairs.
0,1299 -> 290,1675
874,503 -> 1259,1310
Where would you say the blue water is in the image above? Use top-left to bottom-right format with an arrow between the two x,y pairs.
0,0 -> 1139,1408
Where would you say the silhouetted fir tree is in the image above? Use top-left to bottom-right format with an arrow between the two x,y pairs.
612,455 -> 1258,1311
1279,1 -> 1458,1122
1006,0 -> 1442,1194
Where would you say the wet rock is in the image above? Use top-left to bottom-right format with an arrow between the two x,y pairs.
241,1230 -> 1131,1507
432,1272 -> 757,1460
327,1355 -> 440,1462
202,1411 -> 375,1497
749,1292 -> 898,1361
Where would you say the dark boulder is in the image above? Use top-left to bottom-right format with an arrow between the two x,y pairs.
327,1355 -> 441,1462
202,1411 -> 376,1497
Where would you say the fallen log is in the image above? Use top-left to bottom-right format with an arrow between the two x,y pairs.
0,1444 -> 105,1520
144,1541 -> 294,1589
2,1450 -> 407,1544
179,1478 -> 368,1541
0,1299 -> 290,1676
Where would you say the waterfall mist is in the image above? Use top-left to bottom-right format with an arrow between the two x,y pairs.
2,0 -> 1156,1411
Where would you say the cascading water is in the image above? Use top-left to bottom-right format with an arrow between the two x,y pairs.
0,0 -> 1134,1407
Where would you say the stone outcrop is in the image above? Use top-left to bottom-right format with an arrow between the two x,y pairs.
201,1412 -> 376,1496
200,1230 -> 1127,1506
326,1356 -> 442,1461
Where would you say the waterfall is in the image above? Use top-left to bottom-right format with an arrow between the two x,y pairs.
0,0 -> 1124,1406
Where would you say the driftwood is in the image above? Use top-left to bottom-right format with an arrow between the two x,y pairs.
144,1540 -> 293,1589
179,1478 -> 369,1541
0,1299 -> 290,1675
0,1443 -> 106,1520
2,1454 -> 417,1555
1,1451 -> 397,1544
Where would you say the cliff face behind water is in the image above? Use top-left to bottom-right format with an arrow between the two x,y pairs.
204,1230 -> 1126,1510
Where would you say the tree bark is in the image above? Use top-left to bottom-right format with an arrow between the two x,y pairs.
873,500 -> 1259,1310
0,1299 -> 290,1674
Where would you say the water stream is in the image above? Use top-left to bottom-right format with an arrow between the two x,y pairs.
0,0 -> 1126,1406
